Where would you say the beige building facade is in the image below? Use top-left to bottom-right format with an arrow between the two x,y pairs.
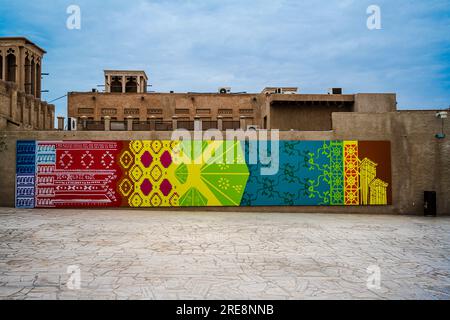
0,37 -> 54,130
68,70 -> 396,132
0,37 -> 45,98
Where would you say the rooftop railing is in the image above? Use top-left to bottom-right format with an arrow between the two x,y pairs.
177,120 -> 194,131
133,121 -> 152,131
110,121 -> 126,131
222,120 -> 241,130
201,120 -> 218,130
155,121 -> 173,131
75,119 -> 242,131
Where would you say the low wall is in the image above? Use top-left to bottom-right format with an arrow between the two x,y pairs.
333,111 -> 449,215
16,139 -> 391,209
0,110 -> 449,214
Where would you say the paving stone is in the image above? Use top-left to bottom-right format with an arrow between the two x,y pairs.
0,208 -> 449,299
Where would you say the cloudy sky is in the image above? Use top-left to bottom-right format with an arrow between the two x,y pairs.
1,0 -> 449,118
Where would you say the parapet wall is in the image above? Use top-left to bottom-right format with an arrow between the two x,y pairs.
0,110 -> 449,215
0,80 -> 55,131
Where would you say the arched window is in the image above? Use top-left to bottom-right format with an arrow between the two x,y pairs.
110,77 -> 122,93
0,54 -> 3,80
125,77 -> 137,93
6,53 -> 17,82
25,56 -> 31,94
31,60 -> 36,96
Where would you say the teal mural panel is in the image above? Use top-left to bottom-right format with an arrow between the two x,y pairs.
242,141 -> 345,206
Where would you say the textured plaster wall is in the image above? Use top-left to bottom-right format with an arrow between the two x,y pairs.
333,111 -> 450,215
354,94 -> 397,113
270,104 -> 352,131
0,80 -> 54,131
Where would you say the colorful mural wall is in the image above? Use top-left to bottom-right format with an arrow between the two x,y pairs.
15,140 -> 391,208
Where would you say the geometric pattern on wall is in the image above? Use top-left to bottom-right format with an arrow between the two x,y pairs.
15,140 -> 392,208
175,140 -> 250,206
15,140 -> 36,208
118,140 -> 180,207
344,141 -> 360,205
35,141 -> 122,208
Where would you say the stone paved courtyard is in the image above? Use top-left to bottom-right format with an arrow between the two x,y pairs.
0,208 -> 449,300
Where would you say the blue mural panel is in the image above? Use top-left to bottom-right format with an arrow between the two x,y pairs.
15,141 -> 36,208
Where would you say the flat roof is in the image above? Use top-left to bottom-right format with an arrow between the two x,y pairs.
0,37 -> 47,54
104,70 -> 148,80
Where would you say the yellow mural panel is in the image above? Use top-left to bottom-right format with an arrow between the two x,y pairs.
344,141 -> 360,205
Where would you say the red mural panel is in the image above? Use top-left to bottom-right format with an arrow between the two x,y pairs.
35,141 -> 123,208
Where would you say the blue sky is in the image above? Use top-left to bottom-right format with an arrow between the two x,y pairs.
1,0 -> 449,118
